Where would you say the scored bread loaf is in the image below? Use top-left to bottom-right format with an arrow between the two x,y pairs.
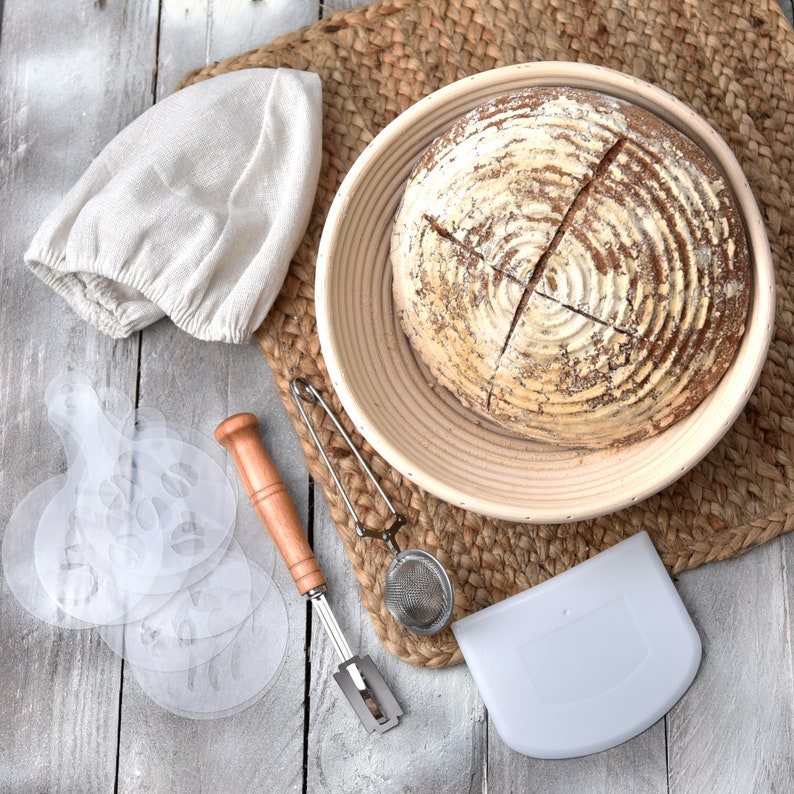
389,87 -> 751,449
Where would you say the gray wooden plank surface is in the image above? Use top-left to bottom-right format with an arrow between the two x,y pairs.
0,1 -> 151,791
671,537 -> 794,791
1,2 -> 793,792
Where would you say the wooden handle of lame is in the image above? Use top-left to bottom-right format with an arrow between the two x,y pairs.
215,412 -> 325,596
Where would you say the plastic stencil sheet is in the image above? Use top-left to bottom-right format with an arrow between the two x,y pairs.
2,370 -> 288,718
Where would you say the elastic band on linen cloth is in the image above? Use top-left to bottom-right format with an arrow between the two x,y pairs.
25,68 -> 322,344
178,0 -> 794,668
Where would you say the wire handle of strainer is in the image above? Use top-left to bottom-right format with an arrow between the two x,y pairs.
289,378 -> 406,557
290,378 -> 455,636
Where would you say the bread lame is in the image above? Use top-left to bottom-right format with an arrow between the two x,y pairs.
215,412 -> 402,733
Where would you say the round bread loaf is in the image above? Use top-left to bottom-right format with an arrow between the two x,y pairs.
390,87 -> 750,449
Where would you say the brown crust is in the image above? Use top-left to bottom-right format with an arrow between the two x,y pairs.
390,87 -> 751,449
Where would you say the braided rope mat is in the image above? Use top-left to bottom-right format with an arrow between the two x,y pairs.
180,0 -> 794,667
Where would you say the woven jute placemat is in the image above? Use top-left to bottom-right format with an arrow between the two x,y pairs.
179,0 -> 794,667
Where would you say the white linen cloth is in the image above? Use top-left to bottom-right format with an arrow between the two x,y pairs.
25,68 -> 323,343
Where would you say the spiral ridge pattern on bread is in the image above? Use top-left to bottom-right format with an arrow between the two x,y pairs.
390,88 -> 750,449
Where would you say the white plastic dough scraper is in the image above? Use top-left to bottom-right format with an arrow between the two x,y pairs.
451,532 -> 701,758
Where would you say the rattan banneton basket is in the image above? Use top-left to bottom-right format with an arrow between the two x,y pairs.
179,0 -> 794,667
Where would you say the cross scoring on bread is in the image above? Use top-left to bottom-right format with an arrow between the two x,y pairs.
421,137 -> 634,410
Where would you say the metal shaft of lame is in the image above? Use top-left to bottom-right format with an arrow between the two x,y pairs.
309,590 -> 353,662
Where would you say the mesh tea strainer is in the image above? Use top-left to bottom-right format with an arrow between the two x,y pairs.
290,378 -> 454,636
